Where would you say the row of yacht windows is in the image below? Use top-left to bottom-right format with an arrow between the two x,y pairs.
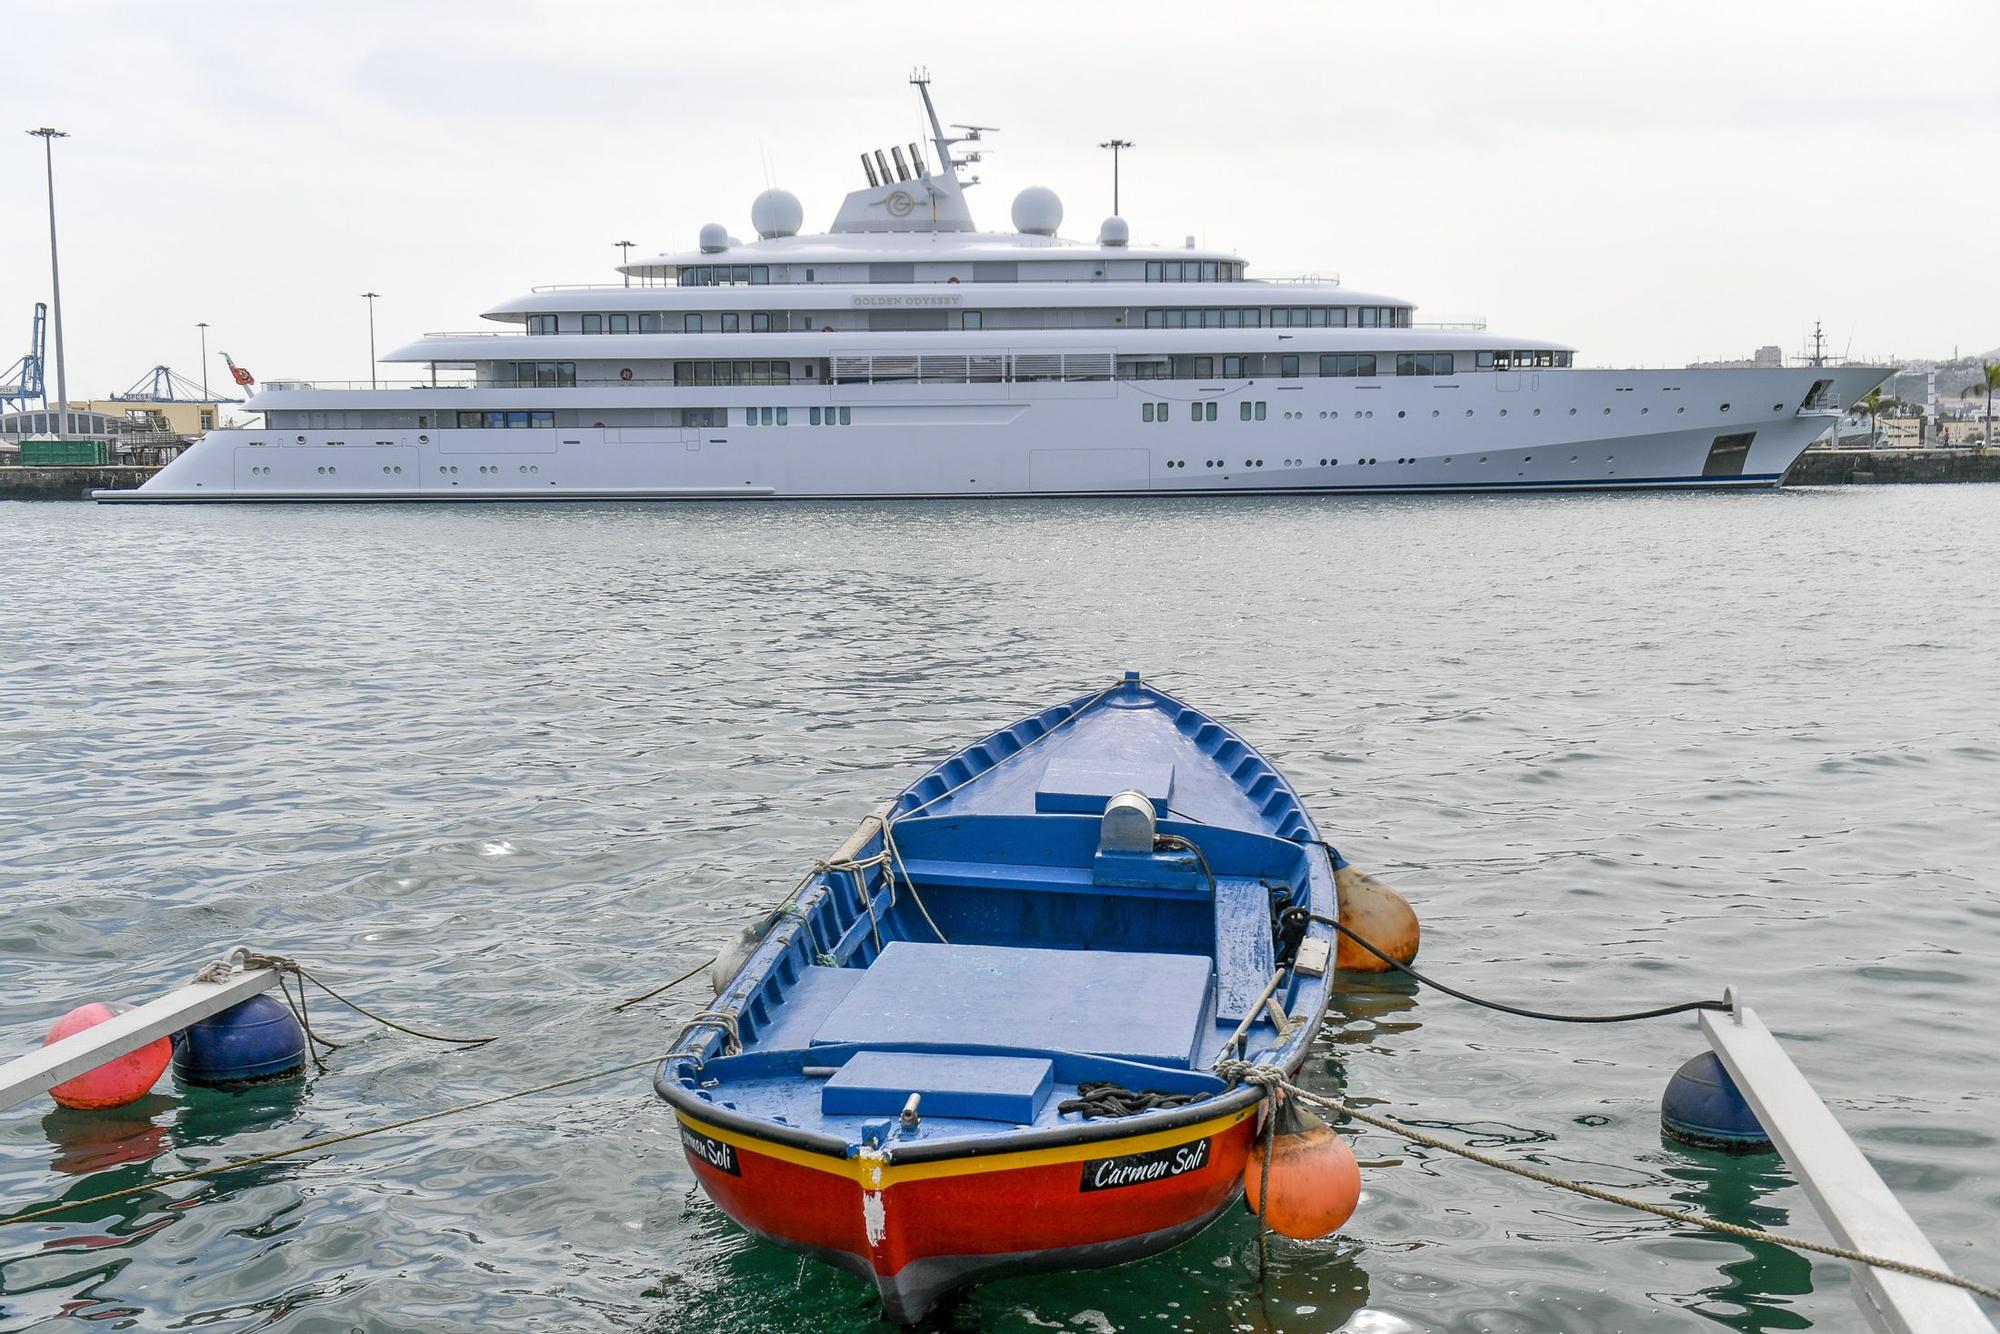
743,406 -> 854,426
1144,261 -> 1244,282
527,306 -> 1409,335
1144,306 -> 1410,329
1142,401 -> 1273,421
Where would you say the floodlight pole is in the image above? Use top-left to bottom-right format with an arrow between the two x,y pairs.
27,128 -> 69,434
1098,139 -> 1133,215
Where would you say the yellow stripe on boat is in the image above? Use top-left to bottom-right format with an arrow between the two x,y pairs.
676,1105 -> 1253,1188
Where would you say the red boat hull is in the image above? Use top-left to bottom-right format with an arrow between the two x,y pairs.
678,1102 -> 1258,1321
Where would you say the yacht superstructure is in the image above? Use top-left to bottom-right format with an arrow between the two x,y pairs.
98,78 -> 1884,504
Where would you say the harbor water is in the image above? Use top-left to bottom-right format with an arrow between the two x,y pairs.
2,488 -> 1996,1332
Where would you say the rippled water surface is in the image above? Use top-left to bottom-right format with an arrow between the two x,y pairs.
2,488 -> 1996,1333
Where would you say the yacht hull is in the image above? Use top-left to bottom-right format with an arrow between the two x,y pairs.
95,365 -> 1882,503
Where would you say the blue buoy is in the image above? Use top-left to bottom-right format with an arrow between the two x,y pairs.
1661,1051 -> 1772,1152
172,995 -> 307,1088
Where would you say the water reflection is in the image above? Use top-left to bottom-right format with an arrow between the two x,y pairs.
1658,1144 -> 1815,1332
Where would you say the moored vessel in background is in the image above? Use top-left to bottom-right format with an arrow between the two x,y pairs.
98,77 -> 1887,504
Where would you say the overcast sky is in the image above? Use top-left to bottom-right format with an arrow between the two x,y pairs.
5,0 -> 1996,400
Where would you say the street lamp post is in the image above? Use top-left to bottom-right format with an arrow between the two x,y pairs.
27,127 -> 68,436
1098,138 -> 1133,216
196,322 -> 209,399
615,240 -> 635,287
361,292 -> 379,389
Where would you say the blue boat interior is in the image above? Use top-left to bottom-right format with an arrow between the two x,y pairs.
660,676 -> 1341,1152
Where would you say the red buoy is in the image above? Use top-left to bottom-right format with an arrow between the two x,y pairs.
1243,1091 -> 1362,1240
43,1003 -> 171,1110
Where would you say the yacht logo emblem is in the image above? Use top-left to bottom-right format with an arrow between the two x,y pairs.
876,190 -> 916,217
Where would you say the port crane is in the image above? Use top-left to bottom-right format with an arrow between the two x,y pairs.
0,303 -> 48,414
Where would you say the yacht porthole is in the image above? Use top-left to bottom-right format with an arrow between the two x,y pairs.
316,466 -> 326,475
1603,407 -> 1612,415
1677,407 -> 1685,414
1479,456 -> 1488,463
1641,407 -> 1649,414
1532,408 -> 1540,416
1465,410 -> 1473,417
1721,403 -> 1731,412
1571,455 -> 1579,462
1568,408 -> 1577,416
296,435 -> 306,443
1500,409 -> 1508,417
1772,403 -> 1783,411
1430,410 -> 1439,418
1397,411 -> 1406,419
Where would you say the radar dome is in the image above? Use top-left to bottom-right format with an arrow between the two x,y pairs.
698,222 -> 729,253
1011,186 -> 1063,237
751,188 -> 804,239
1098,216 -> 1130,246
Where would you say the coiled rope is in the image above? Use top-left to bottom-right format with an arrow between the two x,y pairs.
1212,1059 -> 2000,1304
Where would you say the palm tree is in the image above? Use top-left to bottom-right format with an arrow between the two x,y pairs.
1961,362 -> 2000,452
1859,388 -> 1896,446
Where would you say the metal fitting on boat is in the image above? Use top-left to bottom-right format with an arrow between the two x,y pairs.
1100,790 -> 1156,853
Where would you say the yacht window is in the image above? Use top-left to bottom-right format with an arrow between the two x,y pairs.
1204,401 -> 1218,421
1255,401 -> 1267,420
838,407 -> 852,425
743,408 -> 757,426
1240,400 -> 1253,421
811,407 -> 822,425
1477,351 -> 1495,369
1203,309 -> 1222,328
674,361 -> 693,385
527,314 -> 557,335
1146,261 -> 1163,282
582,314 -> 604,335
1308,308 -> 1328,327
752,313 -> 770,332
1146,310 -> 1165,328
531,411 -> 554,428
806,268 -> 815,282
1395,352 -> 1454,376
608,314 -> 630,334
1143,402 -> 1155,422
1224,355 -> 1243,378
1222,309 -> 1242,329
685,314 -> 703,333
752,266 -> 769,285
1328,308 -> 1348,327
1165,310 -> 1184,328
640,314 -> 662,333
760,407 -> 773,425
777,408 -> 788,425
963,311 -> 983,330
1165,261 -> 1183,282
1201,261 -> 1218,282
507,411 -> 530,428
1155,403 -> 1167,423
1281,355 -> 1299,378
693,362 -> 716,385
1194,356 -> 1214,378
721,313 -> 740,333
1358,308 -> 1379,328
458,411 -> 482,428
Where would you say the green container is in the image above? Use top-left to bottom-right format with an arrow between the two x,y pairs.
20,439 -> 107,466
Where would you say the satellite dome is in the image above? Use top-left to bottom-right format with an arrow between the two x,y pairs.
1011,186 -> 1063,237
1098,215 -> 1130,247
751,188 -> 804,239
698,222 -> 729,253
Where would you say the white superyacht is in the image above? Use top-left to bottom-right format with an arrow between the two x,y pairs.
98,77 -> 1884,504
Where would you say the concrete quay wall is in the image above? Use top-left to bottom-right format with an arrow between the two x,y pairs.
1784,449 -> 2000,486
0,466 -> 161,500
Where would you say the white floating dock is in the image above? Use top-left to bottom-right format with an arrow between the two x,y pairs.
1703,994 -> 1994,1334
0,962 -> 280,1113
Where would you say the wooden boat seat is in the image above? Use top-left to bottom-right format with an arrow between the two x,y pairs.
1212,876 -> 1278,1022
810,941 -> 1213,1068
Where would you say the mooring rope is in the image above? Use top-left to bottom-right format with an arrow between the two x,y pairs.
0,1055 -> 665,1231
1213,1059 -> 2000,1304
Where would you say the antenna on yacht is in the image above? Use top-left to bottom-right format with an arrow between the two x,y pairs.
911,67 -> 991,186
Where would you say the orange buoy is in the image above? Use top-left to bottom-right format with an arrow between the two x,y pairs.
1242,1091 -> 1361,1239
44,1002 -> 171,1110
1333,864 -> 1421,972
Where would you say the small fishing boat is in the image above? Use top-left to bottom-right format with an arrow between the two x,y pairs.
654,672 -> 1367,1321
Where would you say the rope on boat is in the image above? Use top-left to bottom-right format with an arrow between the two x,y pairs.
1294,908 -> 1730,1024
0,1055 -> 666,1231
1212,1059 -> 2000,1304
1056,1082 -> 1211,1118
610,955 -> 717,1013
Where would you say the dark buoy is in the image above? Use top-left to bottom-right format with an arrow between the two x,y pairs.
173,995 -> 307,1088
1662,1051 -> 1771,1152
